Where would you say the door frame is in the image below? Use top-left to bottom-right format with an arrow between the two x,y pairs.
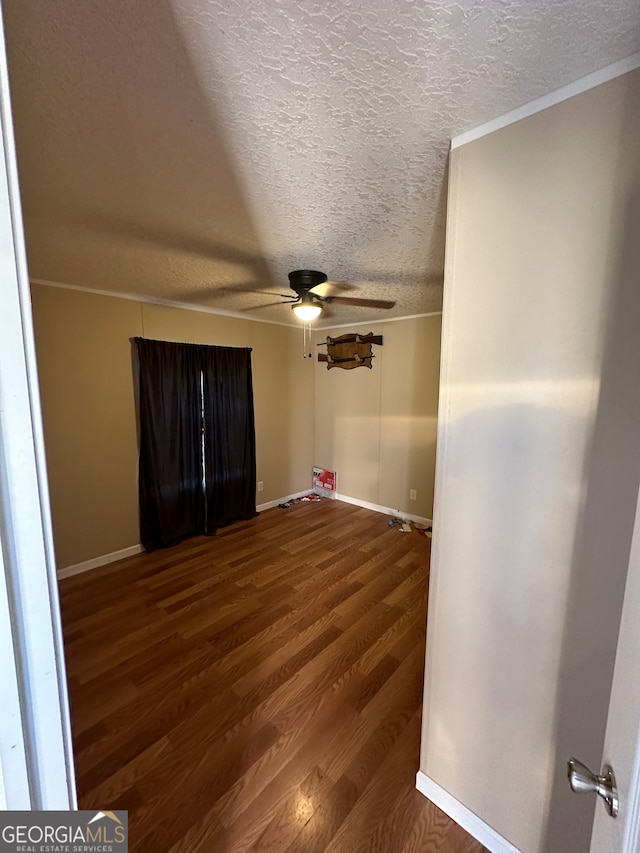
0,7 -> 75,809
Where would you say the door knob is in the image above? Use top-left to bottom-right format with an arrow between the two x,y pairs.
567,758 -> 619,818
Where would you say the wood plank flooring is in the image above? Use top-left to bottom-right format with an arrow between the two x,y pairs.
59,499 -> 485,852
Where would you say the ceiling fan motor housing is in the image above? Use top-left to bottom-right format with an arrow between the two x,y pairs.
286,269 -> 395,312
288,269 -> 328,295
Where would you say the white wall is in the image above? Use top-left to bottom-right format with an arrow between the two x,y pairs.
420,69 -> 640,852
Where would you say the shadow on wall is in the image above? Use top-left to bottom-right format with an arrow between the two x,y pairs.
3,0 -> 274,300
430,396 -> 594,834
541,86 -> 640,851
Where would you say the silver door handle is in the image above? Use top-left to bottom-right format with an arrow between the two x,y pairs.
567,758 -> 618,818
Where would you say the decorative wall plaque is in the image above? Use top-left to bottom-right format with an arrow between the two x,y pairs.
317,332 -> 383,370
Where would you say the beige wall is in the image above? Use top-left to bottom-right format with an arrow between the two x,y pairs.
314,316 -> 441,519
31,285 -> 314,569
32,287 -> 141,570
420,70 -> 640,851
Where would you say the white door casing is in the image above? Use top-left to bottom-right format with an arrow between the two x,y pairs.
0,6 -> 75,809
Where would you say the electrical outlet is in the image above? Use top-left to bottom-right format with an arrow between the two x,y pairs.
409,489 -> 417,501
257,481 -> 264,492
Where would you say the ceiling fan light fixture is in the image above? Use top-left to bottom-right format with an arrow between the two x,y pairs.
292,302 -> 322,321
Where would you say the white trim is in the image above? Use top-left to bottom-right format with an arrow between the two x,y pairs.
420,114 -> 460,759
57,544 -> 143,579
0,536 -> 30,806
259,488 -> 432,524
452,51 -> 640,149
57,492 -> 320,578
31,277 -> 440,330
0,10 -> 75,809
256,490 -> 315,512
0,751 -> 6,809
316,311 -> 443,330
334,492 -> 431,526
624,728 -> 640,853
30,278 -> 294,328
56,491 -> 430,579
416,771 -> 521,853
58,492 -> 319,576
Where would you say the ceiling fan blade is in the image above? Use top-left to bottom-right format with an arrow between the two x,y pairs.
217,285 -> 292,298
242,299 -> 297,311
326,296 -> 396,309
310,280 -> 354,297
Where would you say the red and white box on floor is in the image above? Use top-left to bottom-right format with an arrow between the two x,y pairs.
313,467 -> 336,496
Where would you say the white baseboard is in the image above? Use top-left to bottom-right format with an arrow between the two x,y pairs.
415,771 -> 521,853
57,544 -> 143,579
256,490 -> 315,512
334,493 -> 432,526
263,487 -> 432,525
57,491 -> 430,579
57,490 -> 314,578
59,490 -> 313,577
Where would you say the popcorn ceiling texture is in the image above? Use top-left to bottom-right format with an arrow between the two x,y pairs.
4,0 -> 640,326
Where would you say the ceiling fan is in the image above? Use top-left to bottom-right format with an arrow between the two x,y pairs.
278,270 -> 396,321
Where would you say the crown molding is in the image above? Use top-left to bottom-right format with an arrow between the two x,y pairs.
30,277 -> 440,329
316,310 -> 442,330
29,277 -> 294,327
452,51 -> 640,150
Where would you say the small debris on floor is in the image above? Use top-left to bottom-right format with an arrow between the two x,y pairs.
387,516 -> 433,536
278,494 -> 322,509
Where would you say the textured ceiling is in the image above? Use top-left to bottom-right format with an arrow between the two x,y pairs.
4,0 -> 640,327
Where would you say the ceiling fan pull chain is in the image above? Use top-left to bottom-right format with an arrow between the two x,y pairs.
302,320 -> 313,358
302,320 -> 308,358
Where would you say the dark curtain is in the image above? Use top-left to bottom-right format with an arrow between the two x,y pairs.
202,346 -> 256,532
134,337 -> 256,552
136,338 -> 204,551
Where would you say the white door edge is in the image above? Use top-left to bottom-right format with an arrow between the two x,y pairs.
590,484 -> 640,853
0,5 -> 75,810
622,730 -> 640,853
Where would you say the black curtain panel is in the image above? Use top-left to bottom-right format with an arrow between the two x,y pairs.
202,345 -> 257,532
135,337 -> 204,551
135,337 -> 256,552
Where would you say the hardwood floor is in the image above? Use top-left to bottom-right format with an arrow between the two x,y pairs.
59,498 -> 485,852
